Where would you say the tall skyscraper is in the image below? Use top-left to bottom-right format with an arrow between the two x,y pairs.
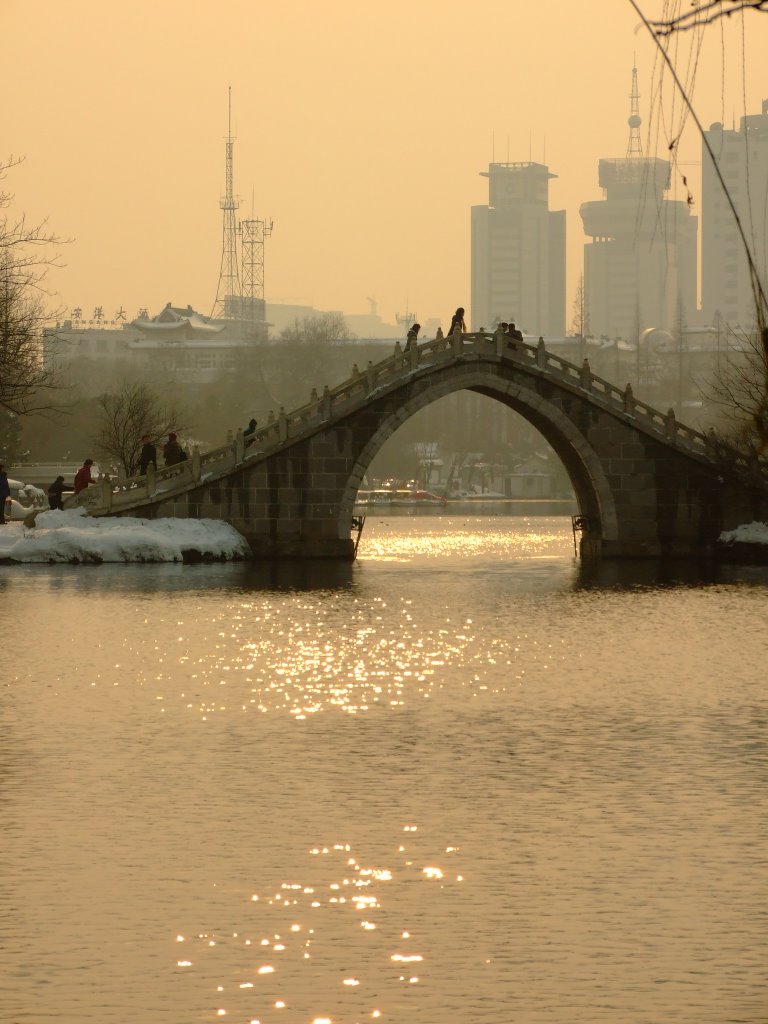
579,67 -> 698,341
471,161 -> 566,335
702,100 -> 768,332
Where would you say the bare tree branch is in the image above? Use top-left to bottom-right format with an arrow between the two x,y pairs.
649,0 -> 767,36
0,157 -> 67,415
94,380 -> 186,476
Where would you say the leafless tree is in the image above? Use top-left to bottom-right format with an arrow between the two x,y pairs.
705,329 -> 768,452
94,380 -> 186,477
0,157 -> 65,415
648,0 -> 767,36
265,312 -> 355,408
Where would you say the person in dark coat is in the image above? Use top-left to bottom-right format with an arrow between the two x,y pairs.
405,323 -> 421,351
243,418 -> 257,446
48,475 -> 67,510
74,459 -> 95,494
448,307 -> 466,336
163,433 -> 185,466
0,464 -> 10,524
507,321 -> 524,342
138,435 -> 157,474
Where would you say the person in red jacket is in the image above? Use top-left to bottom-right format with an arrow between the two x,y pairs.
73,459 -> 95,494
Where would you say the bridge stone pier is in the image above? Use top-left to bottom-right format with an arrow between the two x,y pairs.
68,329 -> 768,560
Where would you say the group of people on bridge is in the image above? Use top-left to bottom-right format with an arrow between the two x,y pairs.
403,307 -> 525,353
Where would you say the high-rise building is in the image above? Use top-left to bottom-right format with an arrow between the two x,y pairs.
702,100 -> 768,332
579,67 -> 698,341
471,161 -> 566,335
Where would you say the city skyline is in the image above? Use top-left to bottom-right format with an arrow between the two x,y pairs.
3,0 -> 768,330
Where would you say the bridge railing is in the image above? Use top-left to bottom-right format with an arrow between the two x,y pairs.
66,327 -> 767,514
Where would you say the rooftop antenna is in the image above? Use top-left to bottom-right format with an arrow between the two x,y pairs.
240,175 -> 273,341
212,86 -> 241,319
395,304 -> 417,332
627,63 -> 644,159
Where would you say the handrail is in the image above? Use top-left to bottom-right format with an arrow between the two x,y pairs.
66,327 -> 768,515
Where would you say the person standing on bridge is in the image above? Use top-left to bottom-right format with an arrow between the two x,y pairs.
507,322 -> 524,345
405,323 -> 421,351
138,435 -> 157,475
0,464 -> 10,524
74,459 -> 95,494
448,307 -> 466,336
163,433 -> 186,466
243,418 -> 258,447
47,475 -> 67,510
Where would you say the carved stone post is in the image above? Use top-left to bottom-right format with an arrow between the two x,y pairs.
451,327 -> 463,356
146,461 -> 156,495
351,363 -> 360,378
623,382 -> 635,415
235,428 -> 245,463
580,358 -> 592,390
666,407 -> 677,440
322,385 -> 331,419
409,342 -> 419,368
101,475 -> 113,511
536,336 -> 547,368
278,406 -> 288,442
495,324 -> 504,356
435,326 -> 444,346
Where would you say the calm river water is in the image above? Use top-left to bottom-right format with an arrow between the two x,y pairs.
1,516 -> 766,1024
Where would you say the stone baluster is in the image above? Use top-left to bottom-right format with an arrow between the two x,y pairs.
101,475 -> 113,511
451,326 -> 463,356
322,386 -> 331,419
409,341 -> 419,368
235,428 -> 245,463
435,326 -> 444,347
192,446 -> 202,482
278,406 -> 288,442
226,428 -> 233,445
351,363 -> 360,379
666,407 -> 677,440
536,336 -> 547,368
580,358 -> 592,390
623,382 -> 635,415
146,461 -> 156,495
495,324 -> 505,356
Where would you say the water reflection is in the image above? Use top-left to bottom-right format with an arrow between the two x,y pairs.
179,831 -> 464,1023
1,516 -> 767,1023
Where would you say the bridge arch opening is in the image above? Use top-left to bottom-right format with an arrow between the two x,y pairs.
338,368 -> 618,543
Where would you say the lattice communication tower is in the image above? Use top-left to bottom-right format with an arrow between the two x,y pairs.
626,64 -> 644,159
212,87 -> 241,319
240,214 -> 273,339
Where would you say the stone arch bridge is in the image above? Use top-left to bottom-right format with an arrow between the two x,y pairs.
68,329 -> 768,560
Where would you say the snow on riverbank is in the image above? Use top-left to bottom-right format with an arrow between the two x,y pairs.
0,508 -> 251,564
718,521 -> 768,545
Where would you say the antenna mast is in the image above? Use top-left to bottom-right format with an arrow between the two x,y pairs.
240,212 -> 273,340
627,64 -> 644,159
212,87 -> 241,319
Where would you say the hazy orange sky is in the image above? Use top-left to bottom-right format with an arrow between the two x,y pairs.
4,0 -> 768,331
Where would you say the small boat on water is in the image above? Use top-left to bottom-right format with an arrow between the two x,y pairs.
356,488 -> 447,507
